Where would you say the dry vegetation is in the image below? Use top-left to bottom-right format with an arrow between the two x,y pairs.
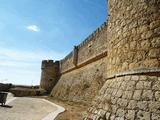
46,97 -> 88,120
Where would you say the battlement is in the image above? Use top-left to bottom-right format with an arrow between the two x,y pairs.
59,21 -> 108,73
78,21 -> 108,49
41,60 -> 56,69
61,51 -> 73,62
42,60 -> 54,64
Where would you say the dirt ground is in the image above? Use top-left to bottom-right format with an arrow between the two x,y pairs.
46,97 -> 89,120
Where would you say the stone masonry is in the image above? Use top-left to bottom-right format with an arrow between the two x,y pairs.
40,60 -> 60,92
83,0 -> 160,119
40,0 -> 160,119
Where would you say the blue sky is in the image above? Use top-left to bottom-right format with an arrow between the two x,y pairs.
0,0 -> 107,85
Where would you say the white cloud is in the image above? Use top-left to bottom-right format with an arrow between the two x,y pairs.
26,25 -> 40,32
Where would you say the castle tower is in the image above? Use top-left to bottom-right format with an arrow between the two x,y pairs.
107,0 -> 160,76
84,0 -> 160,119
40,60 -> 60,92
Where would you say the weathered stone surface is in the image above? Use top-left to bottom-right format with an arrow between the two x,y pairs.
38,0 -> 160,119
40,60 -> 60,92
136,111 -> 151,120
142,90 -> 154,100
126,110 -> 135,120
155,91 -> 160,101
133,90 -> 142,100
85,76 -> 160,120
137,101 -> 148,111
51,57 -> 107,104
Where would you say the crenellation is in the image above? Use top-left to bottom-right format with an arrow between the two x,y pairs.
77,21 -> 108,49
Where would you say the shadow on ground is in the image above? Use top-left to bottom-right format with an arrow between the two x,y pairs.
0,105 -> 13,108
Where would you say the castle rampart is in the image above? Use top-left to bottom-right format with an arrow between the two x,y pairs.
40,0 -> 160,119
50,21 -> 108,103
58,21 -> 108,74
84,0 -> 160,119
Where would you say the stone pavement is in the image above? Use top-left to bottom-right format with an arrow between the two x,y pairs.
0,97 -> 64,120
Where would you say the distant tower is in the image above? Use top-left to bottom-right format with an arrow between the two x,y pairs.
40,60 -> 60,92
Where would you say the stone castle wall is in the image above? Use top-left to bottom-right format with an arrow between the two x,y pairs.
106,0 -> 160,77
51,57 -> 107,104
50,22 -> 108,103
84,0 -> 160,119
40,0 -> 160,119
59,21 -> 108,74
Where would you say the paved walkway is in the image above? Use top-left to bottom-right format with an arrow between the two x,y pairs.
0,96 -> 64,120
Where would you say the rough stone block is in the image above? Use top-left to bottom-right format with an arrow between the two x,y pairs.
120,81 -> 127,90
155,91 -> 160,101
126,81 -> 136,90
116,108 -> 126,117
110,97 -> 118,105
152,81 -> 160,90
131,75 -> 139,81
148,49 -> 160,58
97,109 -> 106,117
149,101 -> 160,113
105,112 -> 111,120
110,114 -> 116,120
137,101 -> 148,111
133,90 -> 142,100
151,113 -> 160,120
115,89 -> 123,98
136,81 -> 144,89
115,116 -> 124,120
126,110 -> 135,120
143,81 -> 152,89
140,76 -> 147,81
117,98 -> 128,107
142,90 -> 154,101
151,38 -> 160,48
122,90 -> 133,99
111,105 -> 118,114
127,100 -> 137,109
136,111 -> 150,120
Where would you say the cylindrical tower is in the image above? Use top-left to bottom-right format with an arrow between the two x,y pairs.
40,60 -> 60,92
107,0 -> 160,76
84,0 -> 160,119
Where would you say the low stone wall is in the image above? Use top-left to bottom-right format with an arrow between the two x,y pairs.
10,88 -> 46,97
83,74 -> 160,119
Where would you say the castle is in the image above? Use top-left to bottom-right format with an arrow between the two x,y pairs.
40,0 -> 160,119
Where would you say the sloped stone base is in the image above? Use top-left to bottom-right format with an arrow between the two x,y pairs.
84,75 -> 160,120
